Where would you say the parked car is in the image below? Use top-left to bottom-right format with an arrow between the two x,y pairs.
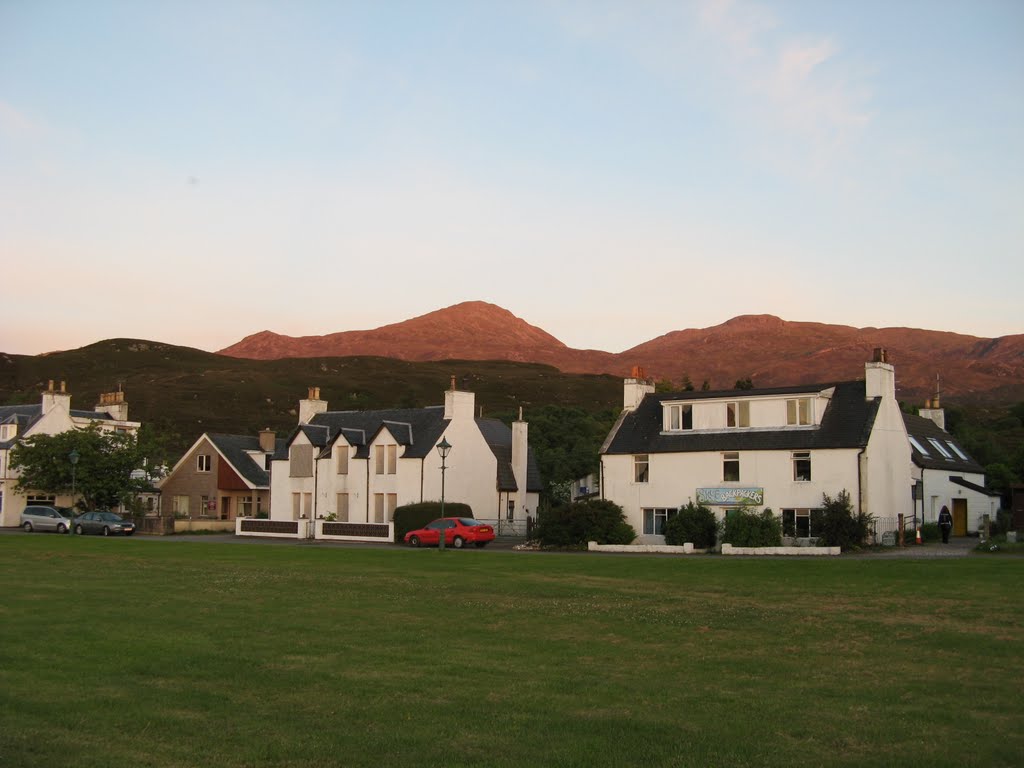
73,511 -> 136,536
20,505 -> 73,534
404,517 -> 495,548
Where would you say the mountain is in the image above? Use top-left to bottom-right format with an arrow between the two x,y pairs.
218,303 -> 1024,404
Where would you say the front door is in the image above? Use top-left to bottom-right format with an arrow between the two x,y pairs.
221,496 -> 231,521
952,498 -> 968,536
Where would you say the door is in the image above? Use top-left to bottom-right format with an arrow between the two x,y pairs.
220,497 -> 231,521
952,498 -> 968,536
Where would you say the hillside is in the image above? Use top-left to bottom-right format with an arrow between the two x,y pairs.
217,302 -> 1024,404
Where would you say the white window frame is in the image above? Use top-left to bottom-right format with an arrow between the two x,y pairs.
197,454 -> 211,473
723,452 -> 740,482
642,507 -> 675,536
792,451 -> 811,482
787,398 -> 812,426
634,455 -> 650,483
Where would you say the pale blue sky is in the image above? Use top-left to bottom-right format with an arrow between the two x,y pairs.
2,0 -> 1022,355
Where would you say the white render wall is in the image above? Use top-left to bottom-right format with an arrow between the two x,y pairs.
601,447 -> 865,543
914,468 -> 997,533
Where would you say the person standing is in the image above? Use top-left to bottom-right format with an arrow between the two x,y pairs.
938,505 -> 953,544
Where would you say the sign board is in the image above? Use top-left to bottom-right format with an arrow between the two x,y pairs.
696,487 -> 764,506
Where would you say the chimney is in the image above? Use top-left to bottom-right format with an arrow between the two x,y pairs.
41,380 -> 72,416
865,350 -> 896,401
511,407 -> 528,504
623,366 -> 655,411
96,388 -> 129,422
259,428 -> 277,453
444,385 -> 475,421
919,375 -> 945,430
299,387 -> 328,424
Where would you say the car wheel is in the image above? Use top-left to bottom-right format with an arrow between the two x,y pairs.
102,526 -> 111,537
475,541 -> 488,548
23,521 -> 33,533
57,523 -> 67,534
452,536 -> 465,549
409,535 -> 421,548
75,524 -> 84,535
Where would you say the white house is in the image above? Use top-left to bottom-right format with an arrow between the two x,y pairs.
600,351 -> 913,543
904,400 -> 998,535
0,381 -> 141,527
268,382 -> 542,534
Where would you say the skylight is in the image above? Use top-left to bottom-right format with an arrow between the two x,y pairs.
947,441 -> 970,461
908,436 -> 930,456
927,437 -> 953,459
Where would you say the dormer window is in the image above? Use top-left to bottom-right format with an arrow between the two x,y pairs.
727,402 -> 750,428
666,404 -> 692,431
787,398 -> 812,426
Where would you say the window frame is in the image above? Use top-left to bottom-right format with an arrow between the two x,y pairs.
792,451 -> 812,482
786,397 -> 812,426
723,452 -> 740,482
633,454 -> 650,483
197,454 -> 212,473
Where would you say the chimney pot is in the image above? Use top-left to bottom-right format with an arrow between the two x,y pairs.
60,381 -> 66,393
48,380 -> 54,391
872,348 -> 887,363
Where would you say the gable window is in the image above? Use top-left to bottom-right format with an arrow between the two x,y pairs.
290,444 -> 313,477
387,444 -> 397,474
643,507 -> 676,536
197,454 -> 211,473
723,452 -> 740,482
634,455 -> 650,483
336,448 -> 349,475
792,451 -> 811,482
667,404 -> 693,431
787,398 -> 812,426
375,445 -> 385,475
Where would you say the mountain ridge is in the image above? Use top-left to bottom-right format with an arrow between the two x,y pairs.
216,302 -> 1024,403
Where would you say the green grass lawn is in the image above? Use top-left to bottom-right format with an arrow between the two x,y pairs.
2,538 -> 1022,768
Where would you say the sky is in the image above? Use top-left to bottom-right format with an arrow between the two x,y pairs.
1,0 -> 1022,356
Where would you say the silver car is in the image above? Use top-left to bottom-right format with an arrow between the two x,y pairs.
20,505 -> 73,534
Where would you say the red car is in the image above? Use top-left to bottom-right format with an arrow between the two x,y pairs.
404,517 -> 495,549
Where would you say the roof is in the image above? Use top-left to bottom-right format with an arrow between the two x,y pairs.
949,476 -> 999,497
603,379 -> 879,455
476,418 -> 544,493
206,433 -> 286,488
903,413 -> 984,474
0,403 -> 123,450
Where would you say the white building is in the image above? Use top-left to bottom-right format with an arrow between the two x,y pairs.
904,401 -> 998,535
0,381 -> 141,527
600,351 -> 913,543
269,383 -> 541,534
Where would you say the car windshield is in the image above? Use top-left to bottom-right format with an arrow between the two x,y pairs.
458,518 -> 484,527
98,512 -> 121,521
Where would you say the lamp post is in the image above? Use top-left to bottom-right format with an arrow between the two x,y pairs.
68,449 -> 79,535
436,438 -> 451,552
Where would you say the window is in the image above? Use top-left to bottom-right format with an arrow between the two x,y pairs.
634,455 -> 649,483
264,454 -> 273,471
792,451 -> 811,482
336,448 -> 349,475
197,454 -> 211,472
927,438 -> 953,459
387,493 -> 398,520
946,441 -> 970,461
172,495 -> 189,517
387,445 -> 397,475
375,445 -> 385,475
643,507 -> 676,535
239,496 -> 253,517
292,493 -> 301,520
667,404 -> 693,431
303,493 -> 312,517
336,493 -> 349,522
507,500 -> 515,521
290,444 -> 313,477
374,493 -> 385,523
787,398 -> 812,426
908,436 -> 930,456
200,495 -> 212,516
726,402 -> 750,428
782,508 -> 821,537
723,452 -> 740,482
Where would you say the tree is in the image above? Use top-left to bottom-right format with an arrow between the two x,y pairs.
814,490 -> 872,550
734,377 -> 754,390
663,501 -> 717,548
10,424 -> 149,511
680,375 -> 695,392
701,380 -> 711,391
534,499 -> 635,547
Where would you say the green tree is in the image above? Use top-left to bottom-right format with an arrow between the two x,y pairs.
663,501 -> 717,548
11,424 -> 149,511
815,490 -> 872,550
680,375 -> 695,392
734,377 -> 754,390
701,380 -> 711,391
655,378 -> 675,393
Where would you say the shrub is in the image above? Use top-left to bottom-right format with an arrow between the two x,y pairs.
919,522 -> 940,542
664,501 -> 717,548
815,490 -> 872,550
392,501 -> 473,543
720,506 -> 782,547
534,499 -> 635,547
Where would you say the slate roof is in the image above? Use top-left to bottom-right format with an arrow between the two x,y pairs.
0,404 -> 119,449
277,406 -> 543,493
207,433 -> 285,488
903,413 -> 984,474
603,380 -> 880,455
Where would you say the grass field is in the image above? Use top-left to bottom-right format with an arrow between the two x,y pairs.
2,537 -> 1022,768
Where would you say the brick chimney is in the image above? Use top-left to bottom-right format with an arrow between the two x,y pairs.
865,349 -> 896,401
259,428 -> 277,452
41,380 -> 72,416
299,387 -> 328,424
96,388 -> 129,422
623,366 -> 655,411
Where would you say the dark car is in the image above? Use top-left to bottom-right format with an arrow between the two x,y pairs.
404,517 -> 495,548
73,511 -> 136,536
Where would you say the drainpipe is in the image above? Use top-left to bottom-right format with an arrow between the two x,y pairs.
857,446 -> 866,524
311,452 -> 319,539
420,457 -> 425,503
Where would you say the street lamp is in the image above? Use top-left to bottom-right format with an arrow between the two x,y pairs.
436,438 -> 452,552
68,449 -> 80,536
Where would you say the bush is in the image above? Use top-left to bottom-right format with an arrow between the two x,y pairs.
664,501 -> 717,548
720,506 -> 782,547
919,522 -> 940,542
534,499 -> 635,547
815,490 -> 872,550
392,501 -> 473,543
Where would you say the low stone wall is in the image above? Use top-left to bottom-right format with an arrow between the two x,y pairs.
236,518 -> 307,538
316,519 -> 393,543
175,519 -> 236,534
588,541 -> 697,554
721,543 -> 840,556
